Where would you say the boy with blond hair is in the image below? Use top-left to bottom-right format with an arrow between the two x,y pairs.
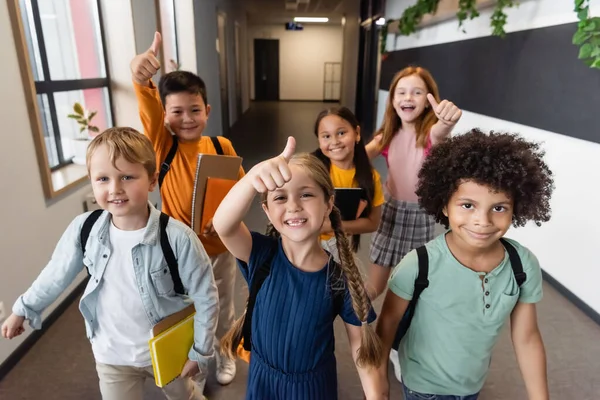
2,128 -> 218,400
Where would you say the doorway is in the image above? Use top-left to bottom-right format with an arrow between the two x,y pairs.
217,11 -> 229,135
254,39 -> 279,101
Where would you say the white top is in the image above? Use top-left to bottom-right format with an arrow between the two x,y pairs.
91,222 -> 153,367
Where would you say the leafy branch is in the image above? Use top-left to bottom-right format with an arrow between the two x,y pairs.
573,0 -> 600,69
490,0 -> 517,37
67,102 -> 99,139
457,0 -> 479,30
381,0 -> 516,50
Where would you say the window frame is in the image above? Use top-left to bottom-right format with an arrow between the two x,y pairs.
7,0 -> 114,199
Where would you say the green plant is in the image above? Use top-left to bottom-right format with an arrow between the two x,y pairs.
573,0 -> 600,69
67,102 -> 99,140
396,0 -> 441,36
490,0 -> 517,37
381,0 -> 599,70
457,0 -> 479,30
386,0 -> 516,39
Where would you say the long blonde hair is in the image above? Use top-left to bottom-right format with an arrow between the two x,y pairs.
220,153 -> 383,368
378,66 -> 441,150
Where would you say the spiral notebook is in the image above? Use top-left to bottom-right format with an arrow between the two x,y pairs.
191,153 -> 242,235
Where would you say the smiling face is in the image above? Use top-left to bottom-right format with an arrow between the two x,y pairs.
444,180 -> 514,251
262,163 -> 333,244
316,114 -> 360,168
89,143 -> 157,229
164,92 -> 210,142
392,74 -> 429,125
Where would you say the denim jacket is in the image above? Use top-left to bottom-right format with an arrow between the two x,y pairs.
13,202 -> 219,370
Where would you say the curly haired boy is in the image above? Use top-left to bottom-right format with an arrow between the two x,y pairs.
376,128 -> 554,400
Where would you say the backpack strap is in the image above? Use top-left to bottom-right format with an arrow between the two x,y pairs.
80,209 -> 104,255
211,136 -> 225,155
393,245 -> 429,347
500,238 -> 526,286
159,212 -> 185,295
158,135 -> 178,188
241,247 -> 276,351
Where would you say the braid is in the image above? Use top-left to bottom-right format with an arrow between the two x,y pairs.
330,206 -> 383,368
265,223 -> 280,239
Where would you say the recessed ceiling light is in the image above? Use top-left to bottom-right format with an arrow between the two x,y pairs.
293,17 -> 329,23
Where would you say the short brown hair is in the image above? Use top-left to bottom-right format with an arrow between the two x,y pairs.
86,127 -> 156,177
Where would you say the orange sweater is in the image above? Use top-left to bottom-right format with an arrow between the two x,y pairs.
133,81 -> 245,256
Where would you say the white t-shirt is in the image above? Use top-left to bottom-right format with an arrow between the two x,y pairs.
91,222 -> 153,367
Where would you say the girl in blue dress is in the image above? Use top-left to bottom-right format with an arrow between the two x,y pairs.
213,137 -> 385,399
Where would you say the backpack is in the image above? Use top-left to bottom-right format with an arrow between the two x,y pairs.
79,210 -> 185,295
393,238 -> 526,345
239,245 -> 345,352
158,135 -> 225,188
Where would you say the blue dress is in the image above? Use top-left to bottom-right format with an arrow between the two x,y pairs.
237,232 -> 376,399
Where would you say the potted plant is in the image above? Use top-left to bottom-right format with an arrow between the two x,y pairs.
67,102 -> 99,165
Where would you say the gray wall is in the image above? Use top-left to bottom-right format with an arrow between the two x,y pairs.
340,0 -> 360,110
193,0 -> 250,137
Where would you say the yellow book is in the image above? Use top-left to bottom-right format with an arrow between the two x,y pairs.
148,311 -> 196,387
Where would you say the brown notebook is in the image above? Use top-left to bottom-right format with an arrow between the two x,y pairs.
152,304 -> 196,337
191,153 -> 242,235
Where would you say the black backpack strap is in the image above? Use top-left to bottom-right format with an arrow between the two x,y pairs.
158,135 -> 178,188
393,245 -> 429,347
80,209 -> 104,254
500,238 -> 526,286
159,212 -> 185,295
211,136 -> 224,155
80,209 -> 104,276
241,248 -> 275,351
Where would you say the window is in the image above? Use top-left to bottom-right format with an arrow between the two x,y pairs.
157,0 -> 179,72
8,0 -> 113,197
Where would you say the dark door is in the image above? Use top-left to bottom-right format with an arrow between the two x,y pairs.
254,39 -> 279,101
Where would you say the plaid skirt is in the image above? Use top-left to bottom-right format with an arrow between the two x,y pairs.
369,198 -> 435,268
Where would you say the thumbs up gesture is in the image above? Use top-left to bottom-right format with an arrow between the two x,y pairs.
249,137 -> 296,193
130,32 -> 162,86
427,93 -> 462,126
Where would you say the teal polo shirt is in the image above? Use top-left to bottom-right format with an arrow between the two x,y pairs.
388,233 -> 543,395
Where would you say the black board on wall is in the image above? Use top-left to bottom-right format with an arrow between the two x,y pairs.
379,22 -> 600,145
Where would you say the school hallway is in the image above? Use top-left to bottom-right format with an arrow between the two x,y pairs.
0,101 -> 599,400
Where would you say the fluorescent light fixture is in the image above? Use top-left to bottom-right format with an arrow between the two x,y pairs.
376,17 -> 386,26
293,17 -> 329,23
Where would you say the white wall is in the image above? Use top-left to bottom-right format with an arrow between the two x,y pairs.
193,0 -> 250,135
174,0 -> 198,74
248,24 -> 344,101
0,0 -> 161,367
0,1 -> 89,366
378,0 -> 600,314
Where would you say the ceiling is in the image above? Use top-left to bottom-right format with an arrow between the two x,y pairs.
244,0 -> 354,26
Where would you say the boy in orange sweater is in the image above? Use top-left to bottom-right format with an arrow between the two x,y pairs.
130,32 -> 244,387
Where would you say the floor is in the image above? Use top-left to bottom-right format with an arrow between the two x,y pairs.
1,101 -> 599,399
